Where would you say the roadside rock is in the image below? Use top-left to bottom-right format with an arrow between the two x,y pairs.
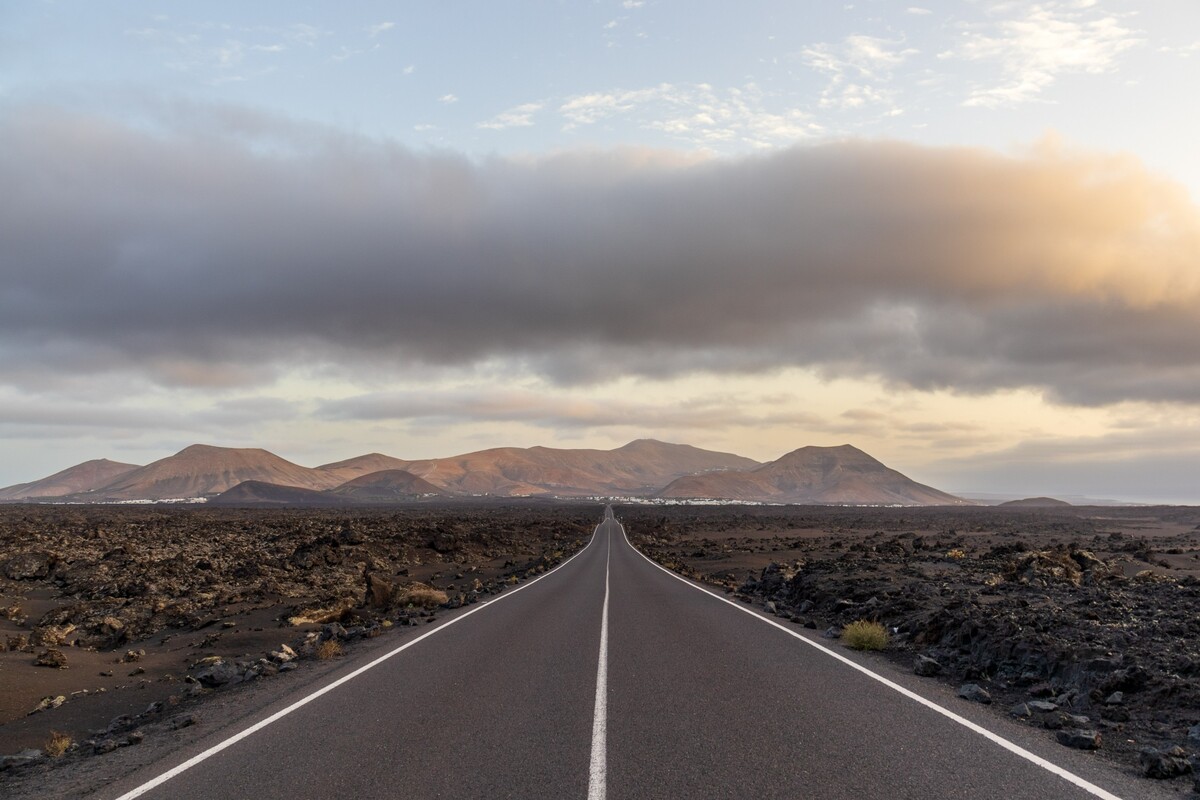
958,683 -> 992,704
1139,746 -> 1192,779
2,551 -> 54,580
28,696 -> 65,715
0,749 -> 44,771
913,654 -> 941,677
1056,729 -> 1101,750
190,657 -> 240,688
33,648 -> 68,669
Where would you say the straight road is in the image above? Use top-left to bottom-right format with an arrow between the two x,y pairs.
98,507 -> 1152,799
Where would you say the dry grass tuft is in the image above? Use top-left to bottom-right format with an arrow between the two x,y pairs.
841,619 -> 889,651
316,639 -> 343,660
45,730 -> 72,757
946,548 -> 967,560
397,583 -> 449,609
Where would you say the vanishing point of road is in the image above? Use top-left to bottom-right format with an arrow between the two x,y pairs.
96,507 -> 1156,799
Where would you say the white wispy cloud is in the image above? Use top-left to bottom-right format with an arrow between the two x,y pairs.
440,93 -> 458,104
125,21 -> 328,83
285,23 -> 325,47
622,0 -> 645,8
478,102 -> 543,130
945,1 -> 1142,108
906,7 -> 933,14
367,21 -> 395,38
1158,40 -> 1200,59
558,83 -> 816,147
802,34 -> 915,113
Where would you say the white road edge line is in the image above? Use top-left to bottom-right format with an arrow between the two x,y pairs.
111,520 -> 605,800
587,521 -> 611,800
618,521 -> 1124,800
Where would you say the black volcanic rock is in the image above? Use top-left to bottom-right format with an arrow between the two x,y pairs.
210,481 -> 354,507
999,497 -> 1072,507
330,469 -> 445,502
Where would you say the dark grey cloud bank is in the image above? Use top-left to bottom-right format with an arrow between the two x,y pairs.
3,103 -> 1198,404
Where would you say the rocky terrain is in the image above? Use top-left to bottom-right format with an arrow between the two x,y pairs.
622,504 -> 1200,793
0,503 -> 595,777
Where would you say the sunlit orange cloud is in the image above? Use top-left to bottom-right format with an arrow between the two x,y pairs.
2,104 -> 1199,407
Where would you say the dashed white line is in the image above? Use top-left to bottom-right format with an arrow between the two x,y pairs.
587,521 -> 612,800
111,521 -> 605,800
618,520 -> 1124,800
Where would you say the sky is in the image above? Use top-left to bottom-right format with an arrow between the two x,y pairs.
2,1 -> 1200,503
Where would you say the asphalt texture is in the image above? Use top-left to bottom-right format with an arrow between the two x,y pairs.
96,507 -> 1156,800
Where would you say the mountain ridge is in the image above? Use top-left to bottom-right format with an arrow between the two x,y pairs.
658,444 -> 968,506
0,440 -> 966,505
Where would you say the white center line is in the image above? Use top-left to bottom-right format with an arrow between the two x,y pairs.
587,522 -> 611,800
110,522 -> 604,800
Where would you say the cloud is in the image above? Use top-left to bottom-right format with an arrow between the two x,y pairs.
559,83 -> 816,146
439,93 -> 458,104
367,21 -> 395,38
2,103 -> 1199,407
944,1 -> 1142,107
318,388 -> 822,431
925,425 -> 1200,503
478,102 -> 543,129
906,7 -> 933,14
802,35 -> 915,113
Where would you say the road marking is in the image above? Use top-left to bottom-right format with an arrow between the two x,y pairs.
617,520 -> 1124,800
111,521 -> 605,800
587,522 -> 611,800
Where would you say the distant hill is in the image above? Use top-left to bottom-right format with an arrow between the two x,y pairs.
399,439 -> 759,497
316,453 -> 414,485
999,496 -> 1072,508
0,458 -> 141,501
329,469 -> 446,502
88,445 -> 334,500
658,445 -> 967,506
209,480 -> 355,507
1,440 -> 966,505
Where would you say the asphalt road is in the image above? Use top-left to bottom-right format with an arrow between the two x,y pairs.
98,507 -> 1155,800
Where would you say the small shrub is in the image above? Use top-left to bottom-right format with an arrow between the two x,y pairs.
316,639 -> 343,660
946,548 -> 966,560
397,584 -> 449,609
45,730 -> 72,757
841,619 -> 889,651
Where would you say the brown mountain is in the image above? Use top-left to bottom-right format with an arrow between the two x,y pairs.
330,469 -> 446,502
91,445 -> 334,500
0,458 -> 142,501
209,481 -> 355,507
315,453 -> 414,485
658,444 -> 968,506
400,439 -> 759,497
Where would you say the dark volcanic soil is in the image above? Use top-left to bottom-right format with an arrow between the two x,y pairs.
0,503 -> 595,775
620,503 -> 1200,793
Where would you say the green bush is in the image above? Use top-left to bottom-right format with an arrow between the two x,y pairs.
841,619 -> 889,651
